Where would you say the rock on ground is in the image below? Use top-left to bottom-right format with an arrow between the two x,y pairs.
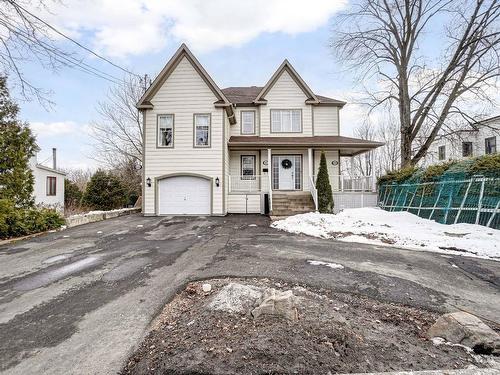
207,283 -> 263,313
251,289 -> 299,321
428,311 -> 500,355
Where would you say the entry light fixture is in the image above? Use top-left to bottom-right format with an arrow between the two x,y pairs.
146,177 -> 151,187
215,177 -> 220,187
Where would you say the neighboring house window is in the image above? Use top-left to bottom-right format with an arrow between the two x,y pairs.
46,176 -> 56,196
194,114 -> 211,147
241,155 -> 256,180
462,142 -> 473,157
241,111 -> 255,134
485,137 -> 496,154
271,109 -> 301,133
438,145 -> 446,160
157,114 -> 174,147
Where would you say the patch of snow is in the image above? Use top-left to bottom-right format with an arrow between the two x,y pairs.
307,260 -> 344,269
451,263 -> 459,268
97,231 -> 102,234
248,224 -> 257,227
271,208 -> 500,260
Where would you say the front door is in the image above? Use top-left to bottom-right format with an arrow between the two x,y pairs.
272,155 -> 301,190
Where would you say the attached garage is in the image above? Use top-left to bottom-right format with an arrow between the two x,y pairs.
157,175 -> 211,215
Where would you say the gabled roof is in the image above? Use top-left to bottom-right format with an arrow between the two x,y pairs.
136,44 -> 231,110
254,60 -> 319,104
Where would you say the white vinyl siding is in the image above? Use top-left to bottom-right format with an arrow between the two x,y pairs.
271,109 -> 301,133
157,114 -> 174,147
260,70 -> 312,137
241,111 -> 255,134
313,106 -> 339,136
194,114 -> 211,147
143,56 -> 224,215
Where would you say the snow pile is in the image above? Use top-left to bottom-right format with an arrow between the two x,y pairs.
307,260 -> 344,269
271,208 -> 499,260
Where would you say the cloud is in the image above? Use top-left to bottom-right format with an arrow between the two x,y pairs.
37,0 -> 348,57
30,121 -> 79,137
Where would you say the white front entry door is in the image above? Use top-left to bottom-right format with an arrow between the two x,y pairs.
273,155 -> 300,190
158,176 -> 211,215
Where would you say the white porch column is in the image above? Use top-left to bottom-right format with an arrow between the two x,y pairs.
267,148 -> 272,212
308,148 -> 313,182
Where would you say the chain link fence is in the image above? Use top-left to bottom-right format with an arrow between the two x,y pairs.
378,175 -> 500,229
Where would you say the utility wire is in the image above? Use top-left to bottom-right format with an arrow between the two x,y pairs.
7,0 -> 141,79
0,20 -> 127,86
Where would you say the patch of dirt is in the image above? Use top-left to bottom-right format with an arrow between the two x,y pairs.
121,278 -> 487,375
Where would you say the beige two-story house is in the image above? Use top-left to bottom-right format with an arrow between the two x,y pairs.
137,44 -> 382,216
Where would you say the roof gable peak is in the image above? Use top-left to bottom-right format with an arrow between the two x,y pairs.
254,59 -> 319,104
136,43 -> 230,109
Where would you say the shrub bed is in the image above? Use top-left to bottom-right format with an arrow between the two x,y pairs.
0,199 -> 66,240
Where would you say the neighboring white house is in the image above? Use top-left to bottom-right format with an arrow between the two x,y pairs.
425,115 -> 499,165
137,44 -> 383,216
30,148 -> 65,211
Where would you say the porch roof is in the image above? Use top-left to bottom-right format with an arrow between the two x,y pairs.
228,136 -> 384,156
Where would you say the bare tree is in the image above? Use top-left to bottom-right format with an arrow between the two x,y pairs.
332,0 -> 500,167
64,167 -> 93,191
0,0 -> 75,104
89,76 -> 143,167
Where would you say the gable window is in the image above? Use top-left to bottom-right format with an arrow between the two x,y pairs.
46,176 -> 56,196
438,145 -> 446,160
241,111 -> 255,134
194,114 -> 211,147
241,155 -> 256,180
462,142 -> 473,157
157,114 -> 174,147
485,137 -> 496,154
271,109 -> 301,133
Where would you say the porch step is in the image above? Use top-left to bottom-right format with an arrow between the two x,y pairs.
271,193 -> 315,216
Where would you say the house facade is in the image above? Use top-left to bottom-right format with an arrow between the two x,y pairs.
30,148 -> 65,212
425,115 -> 499,165
137,44 -> 382,216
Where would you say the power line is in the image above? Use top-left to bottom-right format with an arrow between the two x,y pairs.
0,20 -> 127,86
7,0 -> 141,79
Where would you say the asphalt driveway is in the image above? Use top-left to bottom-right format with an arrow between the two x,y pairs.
0,214 -> 499,374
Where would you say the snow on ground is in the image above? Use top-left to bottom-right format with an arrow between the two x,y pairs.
271,208 -> 500,260
307,260 -> 344,269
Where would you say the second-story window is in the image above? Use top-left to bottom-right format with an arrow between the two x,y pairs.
438,145 -> 446,160
462,142 -> 473,157
271,109 -> 301,133
158,114 -> 174,147
485,137 -> 496,154
194,114 -> 211,147
241,111 -> 255,134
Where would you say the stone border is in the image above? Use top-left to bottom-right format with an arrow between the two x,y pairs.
65,208 -> 141,228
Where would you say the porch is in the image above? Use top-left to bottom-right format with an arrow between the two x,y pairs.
226,136 -> 383,215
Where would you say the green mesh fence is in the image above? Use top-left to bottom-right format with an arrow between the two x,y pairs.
378,173 -> 500,229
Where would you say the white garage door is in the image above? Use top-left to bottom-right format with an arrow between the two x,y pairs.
158,176 -> 211,215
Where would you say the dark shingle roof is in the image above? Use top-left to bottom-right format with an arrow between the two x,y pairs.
221,86 -> 263,105
221,87 -> 346,106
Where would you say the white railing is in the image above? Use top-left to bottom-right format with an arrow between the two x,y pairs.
308,175 -> 318,211
228,175 -> 264,193
320,175 -> 376,192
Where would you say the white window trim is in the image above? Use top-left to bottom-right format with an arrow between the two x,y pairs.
194,113 -> 211,148
46,176 -> 57,196
270,109 -> 302,133
438,145 -> 446,160
485,136 -> 496,154
157,114 -> 174,148
240,110 -> 256,135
